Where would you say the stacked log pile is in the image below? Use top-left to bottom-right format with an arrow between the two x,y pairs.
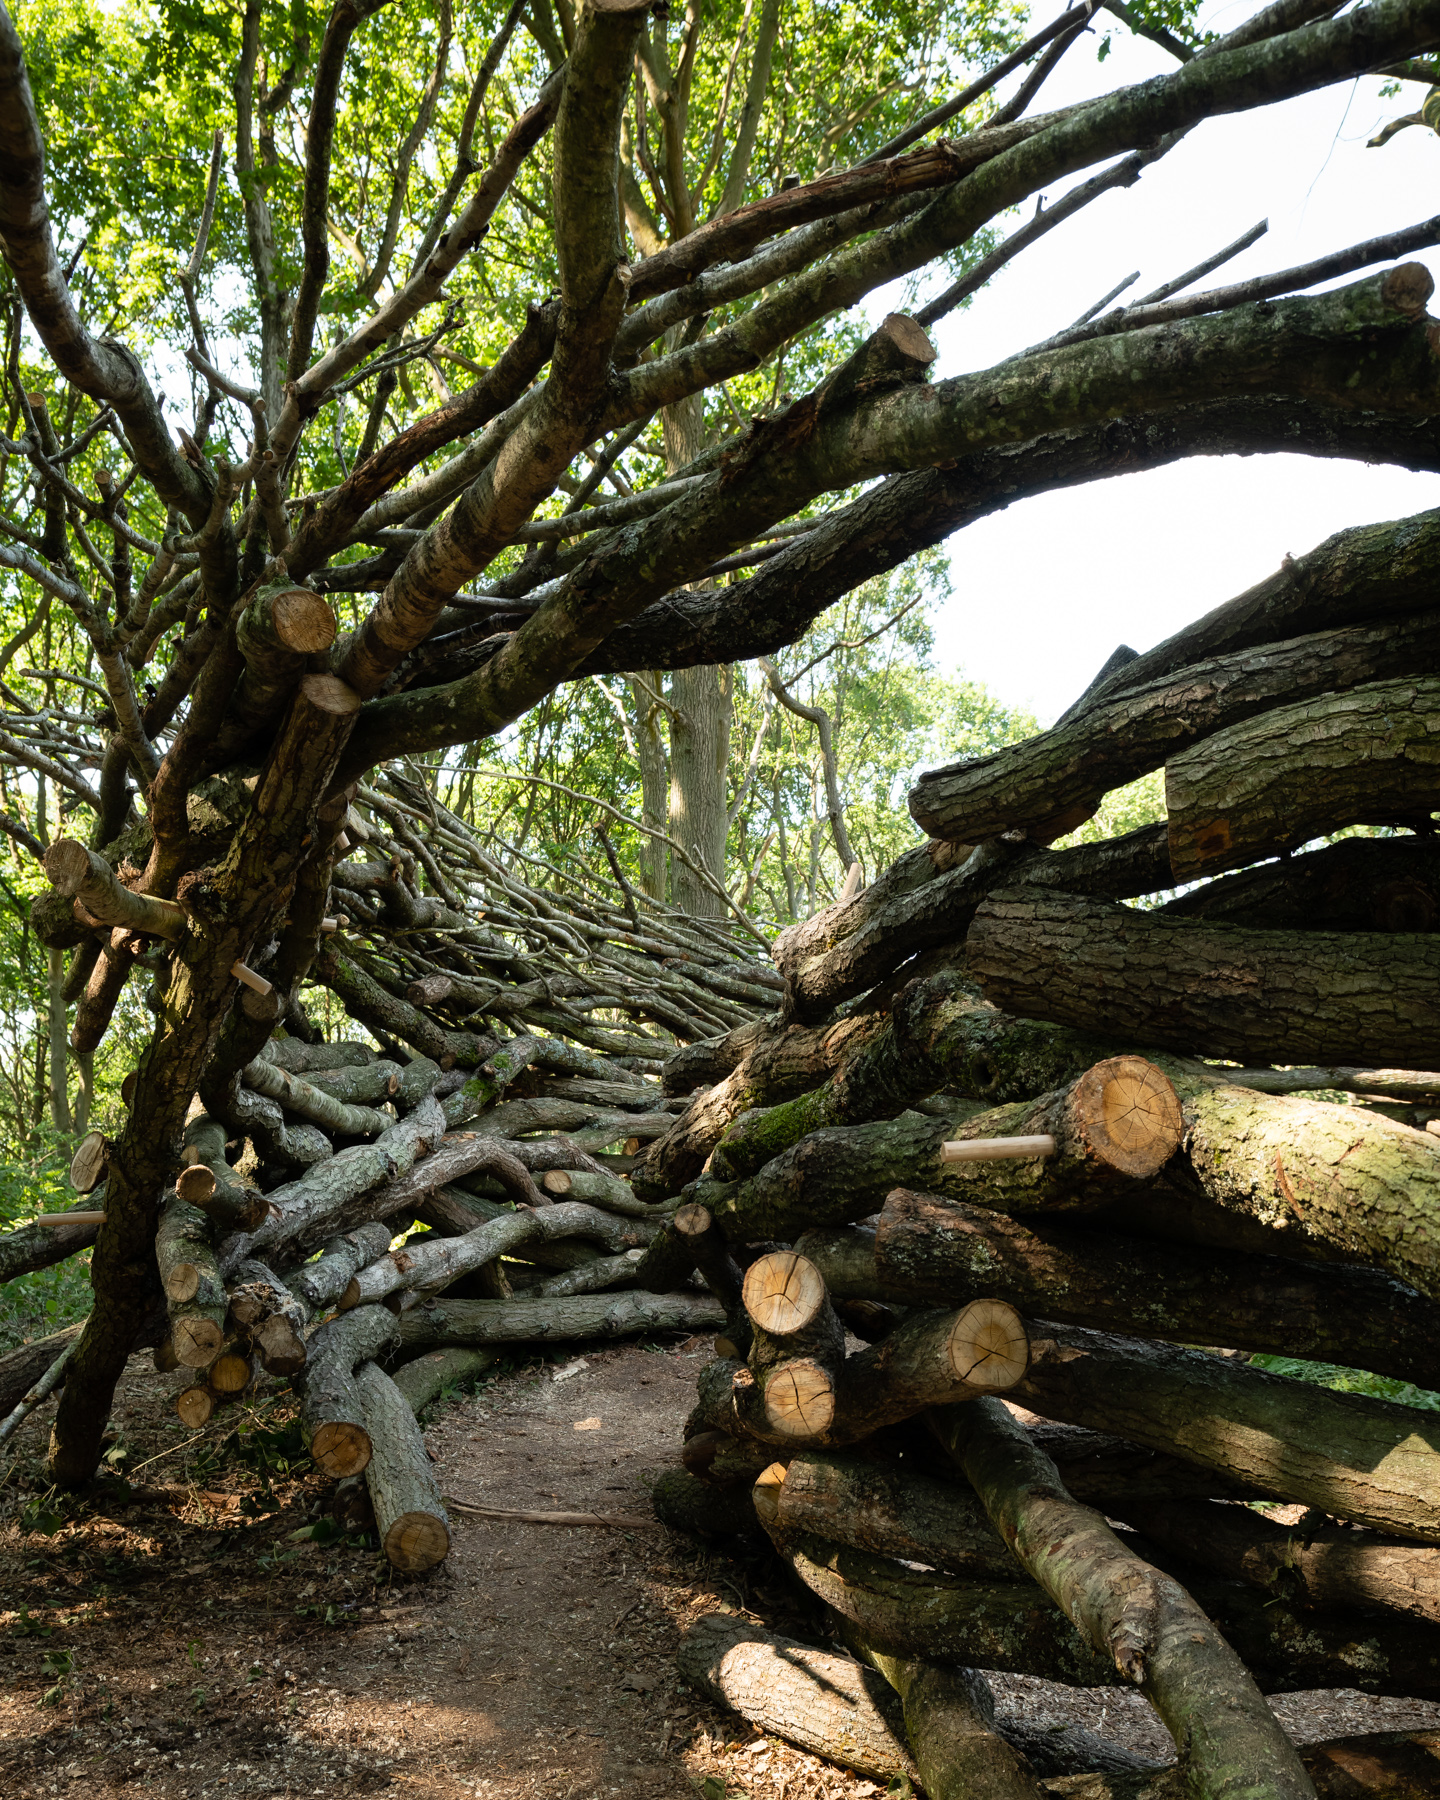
2,783 -> 774,1564
635,515 -> 1440,1795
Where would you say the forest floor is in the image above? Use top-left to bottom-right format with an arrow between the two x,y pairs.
1,1335 -> 1438,1800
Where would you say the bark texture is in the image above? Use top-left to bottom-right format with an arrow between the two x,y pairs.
966,887 -> 1440,1069
935,1396 -> 1314,1800
1165,675 -> 1440,881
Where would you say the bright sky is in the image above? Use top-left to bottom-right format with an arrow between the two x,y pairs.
908,3 -> 1439,726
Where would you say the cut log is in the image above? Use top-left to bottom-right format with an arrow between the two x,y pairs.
1048,1733 -> 1440,1800
389,1347 -> 496,1413
776,1529 -> 1119,1687
268,1038 -> 378,1073
206,1344 -> 254,1394
156,1196 -> 221,1306
675,1613 -> 918,1783
702,1299 -> 1028,1448
175,1164 -> 216,1207
287,1222 -> 395,1311
394,1289 -> 725,1353
770,1449 -> 1020,1581
1013,1323 -> 1440,1542
0,1209 -> 101,1283
68,1130 -> 108,1194
1109,1495 -> 1440,1629
856,1189 -> 1440,1389
298,1305 -> 398,1477
354,1360 -> 450,1572
1166,674 -> 1440,880
908,611 -> 1440,845
226,1259 -> 311,1375
681,1426 -> 779,1489
405,974 -> 454,1006
968,886 -> 1440,1069
299,1060 -> 404,1104
849,1641 -> 1054,1800
525,1247 -> 645,1298
540,1167 -> 647,1212
175,1385 -> 223,1427
242,1055 -> 394,1138
1161,1074 -> 1440,1303
652,1468 -> 761,1537
158,1197 -> 226,1367
180,1114 -> 270,1233
43,839 -> 186,940
741,1248 -> 843,1389
339,1200 -> 653,1310
700,1059 -> 1182,1244
775,827 -> 1175,1026
1159,834 -> 1440,934
220,1094 -> 444,1273
934,1396 -> 1314,1800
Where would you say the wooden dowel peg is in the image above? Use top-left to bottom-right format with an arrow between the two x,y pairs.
230,961 -> 272,996
940,1134 -> 1057,1164
319,917 -> 341,932
31,1211 -> 105,1227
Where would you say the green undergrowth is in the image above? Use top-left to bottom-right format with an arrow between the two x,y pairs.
0,1145 -> 92,1354
1252,1353 -> 1440,1413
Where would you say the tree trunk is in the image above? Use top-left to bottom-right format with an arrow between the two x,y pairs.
1164,675 -> 1440,881
631,672 -> 670,903
1014,1324 -> 1440,1542
934,1397 -> 1314,1800
669,662 -> 733,918
393,1288 -> 724,1352
47,943 -> 69,1133
966,886 -> 1440,1069
354,1359 -> 451,1571
909,611 -> 1440,845
849,1188 -> 1440,1389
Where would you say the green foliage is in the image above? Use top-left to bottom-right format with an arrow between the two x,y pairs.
1251,1354 -> 1440,1414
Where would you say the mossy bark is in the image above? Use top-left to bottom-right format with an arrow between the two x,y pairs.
1015,1324 -> 1440,1541
865,1188 -> 1440,1388
936,1397 -> 1314,1800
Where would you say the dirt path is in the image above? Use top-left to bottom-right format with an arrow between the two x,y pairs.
2,1336 -> 1439,1800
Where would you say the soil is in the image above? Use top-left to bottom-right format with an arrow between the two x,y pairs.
2,1334 -> 1438,1800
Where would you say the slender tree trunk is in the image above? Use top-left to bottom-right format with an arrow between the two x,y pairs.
47,945 -> 69,1134
630,672 -> 669,902
663,388 -> 733,918
670,662 -> 733,918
